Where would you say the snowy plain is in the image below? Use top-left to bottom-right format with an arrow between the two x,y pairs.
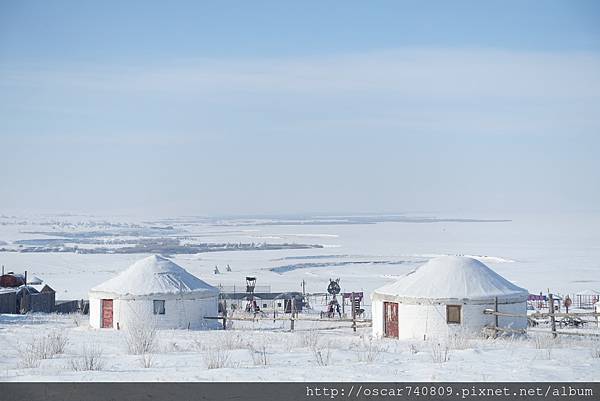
0,212 -> 599,381
1,313 -> 599,382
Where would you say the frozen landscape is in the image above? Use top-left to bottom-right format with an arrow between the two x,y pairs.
2,1 -> 599,395
0,212 -> 599,381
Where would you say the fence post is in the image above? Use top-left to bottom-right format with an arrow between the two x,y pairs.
548,293 -> 557,338
494,296 -> 499,339
290,298 -> 295,332
351,292 -> 357,333
222,299 -> 227,330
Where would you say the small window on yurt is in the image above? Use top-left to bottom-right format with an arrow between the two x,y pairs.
446,305 -> 461,324
153,300 -> 165,315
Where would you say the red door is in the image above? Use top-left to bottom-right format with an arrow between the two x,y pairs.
101,299 -> 113,328
384,302 -> 399,338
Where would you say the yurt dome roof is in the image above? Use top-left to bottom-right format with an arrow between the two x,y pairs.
373,256 -> 528,303
90,255 -> 219,298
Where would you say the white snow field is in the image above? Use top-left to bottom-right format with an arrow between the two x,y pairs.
0,212 -> 599,381
0,313 -> 599,382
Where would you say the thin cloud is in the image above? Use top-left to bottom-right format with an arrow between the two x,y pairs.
2,48 -> 600,99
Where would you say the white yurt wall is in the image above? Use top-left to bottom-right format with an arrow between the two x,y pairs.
111,297 -> 218,330
89,297 -> 102,329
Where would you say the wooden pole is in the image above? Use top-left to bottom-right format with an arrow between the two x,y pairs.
290,298 -> 295,332
351,292 -> 357,332
494,296 -> 499,339
222,299 -> 227,330
548,293 -> 557,338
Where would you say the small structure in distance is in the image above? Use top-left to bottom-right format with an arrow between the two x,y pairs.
0,270 -> 55,314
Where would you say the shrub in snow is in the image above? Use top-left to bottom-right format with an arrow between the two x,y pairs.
70,345 -> 105,371
139,353 -> 155,369
446,331 -> 472,350
28,335 -> 52,360
311,342 -> 332,367
19,341 -> 42,369
300,330 -> 320,348
591,341 -> 600,359
281,334 -> 297,352
18,330 -> 69,368
218,332 -> 245,350
47,329 -> 69,355
430,342 -> 449,363
34,336 -> 52,360
248,340 -> 270,366
484,332 -> 523,349
355,338 -> 387,363
71,313 -> 83,327
193,339 -> 208,352
204,348 -> 231,369
161,341 -> 182,354
125,315 -> 157,355
446,334 -> 472,349
534,335 -> 559,350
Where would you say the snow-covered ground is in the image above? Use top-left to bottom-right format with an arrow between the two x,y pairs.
0,313 -> 598,382
1,212 -> 599,381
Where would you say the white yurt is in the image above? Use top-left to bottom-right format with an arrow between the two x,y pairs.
89,255 -> 219,330
371,256 -> 528,340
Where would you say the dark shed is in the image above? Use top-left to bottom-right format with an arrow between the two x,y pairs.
16,285 -> 56,313
0,289 -> 17,313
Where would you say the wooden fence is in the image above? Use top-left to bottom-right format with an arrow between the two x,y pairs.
204,314 -> 372,332
484,294 -> 600,339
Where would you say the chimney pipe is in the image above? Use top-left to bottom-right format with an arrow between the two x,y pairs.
24,270 -> 27,285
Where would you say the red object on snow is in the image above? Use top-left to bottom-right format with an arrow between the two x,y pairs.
0,273 -> 26,288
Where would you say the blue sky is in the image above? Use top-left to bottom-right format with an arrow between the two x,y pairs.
1,1 -> 599,216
